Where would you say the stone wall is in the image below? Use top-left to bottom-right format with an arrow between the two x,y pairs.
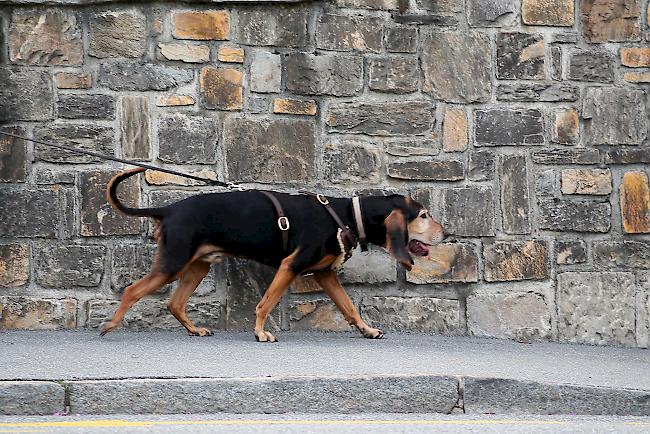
0,0 -> 649,348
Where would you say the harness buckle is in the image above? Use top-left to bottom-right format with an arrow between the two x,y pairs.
278,217 -> 290,231
316,194 -> 329,205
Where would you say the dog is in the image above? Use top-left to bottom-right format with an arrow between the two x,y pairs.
100,168 -> 446,342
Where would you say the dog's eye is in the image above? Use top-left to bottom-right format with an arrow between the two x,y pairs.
420,213 -> 427,219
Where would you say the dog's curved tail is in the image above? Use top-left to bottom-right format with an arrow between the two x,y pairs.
107,168 -> 167,219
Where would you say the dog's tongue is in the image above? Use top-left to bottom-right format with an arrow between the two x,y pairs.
408,239 -> 429,256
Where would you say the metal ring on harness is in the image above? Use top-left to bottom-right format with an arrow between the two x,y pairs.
277,217 -> 290,231
316,194 -> 329,205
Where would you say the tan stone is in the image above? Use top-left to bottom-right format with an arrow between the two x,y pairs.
484,240 -> 549,282
442,107 -> 468,152
55,72 -> 92,89
121,96 -> 150,160
156,95 -> 196,107
172,11 -> 230,40
407,243 -> 478,284
273,98 -> 317,116
623,71 -> 650,83
522,0 -> 574,26
561,169 -> 612,195
620,171 -> 650,233
551,108 -> 579,144
581,0 -> 641,43
158,43 -> 210,63
199,67 -> 243,111
144,169 -> 217,186
0,297 -> 77,330
0,244 -> 29,287
218,46 -> 244,63
290,276 -> 322,294
289,300 -> 350,332
620,47 -> 650,67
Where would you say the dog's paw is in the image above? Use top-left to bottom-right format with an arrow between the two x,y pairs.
189,327 -> 214,337
99,322 -> 116,337
363,328 -> 385,339
254,330 -> 278,343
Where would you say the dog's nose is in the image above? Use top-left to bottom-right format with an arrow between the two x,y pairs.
442,229 -> 450,240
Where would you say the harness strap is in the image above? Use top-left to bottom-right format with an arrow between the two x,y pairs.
303,192 -> 357,253
352,196 -> 368,252
260,191 -> 289,252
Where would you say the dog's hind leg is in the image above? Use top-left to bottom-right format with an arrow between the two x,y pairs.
167,261 -> 212,337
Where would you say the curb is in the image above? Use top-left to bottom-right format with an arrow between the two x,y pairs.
1,375 -> 649,416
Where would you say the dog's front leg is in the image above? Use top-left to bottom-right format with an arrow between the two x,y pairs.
313,269 -> 384,339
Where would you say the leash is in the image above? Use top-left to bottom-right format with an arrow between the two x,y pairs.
0,130 -> 239,189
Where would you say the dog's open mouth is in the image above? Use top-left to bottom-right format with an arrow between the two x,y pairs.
408,239 -> 430,257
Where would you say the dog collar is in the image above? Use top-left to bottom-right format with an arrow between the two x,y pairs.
352,196 -> 368,252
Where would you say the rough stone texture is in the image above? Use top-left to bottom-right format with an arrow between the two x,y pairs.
250,52 -> 281,93
57,94 -> 115,120
500,154 -> 531,234
199,67 -> 243,110
273,98 -> 317,116
0,297 -> 77,330
384,26 -> 417,53
0,244 -> 29,287
468,150 -> 496,181
583,88 -> 648,145
289,299 -> 350,332
111,244 -> 157,292
0,128 -> 26,182
158,113 -> 218,164
144,169 -> 217,187
407,243 -> 478,284
368,56 -> 418,93
99,63 -> 194,91
35,244 -> 105,288
55,72 -> 91,89
551,108 -> 580,144
561,169 -> 612,195
624,71 -> 650,82
535,169 -> 555,197
217,46 -> 244,63
522,0 -> 574,26
639,272 -> 650,348
421,31 -> 491,103
620,171 -> 650,234
323,138 -> 381,184
385,138 -> 439,157
34,124 -> 113,164
387,159 -> 464,181
475,109 -> 544,146
443,188 -> 495,237
121,96 -> 150,160
316,14 -> 382,52
606,148 -> 650,164
336,0 -> 400,9
620,47 -> 650,67
442,107 -> 467,152
538,199 -> 611,232
156,95 -> 195,107
467,292 -> 551,340
581,0 -> 641,43
0,189 -> 59,238
158,43 -> 210,63
361,297 -> 462,334
557,272 -> 636,346
556,239 -> 587,265
224,118 -> 314,183
0,381 -> 65,416
89,12 -> 146,58
531,148 -> 600,165
327,101 -> 433,136
496,83 -> 579,102
0,68 -> 53,121
497,32 -> 545,80
338,249 -> 397,284
285,53 -> 362,97
237,9 -> 308,47
483,240 -> 549,282
568,48 -> 615,83
467,0 -> 518,26
172,11 -> 230,40
594,241 -> 650,270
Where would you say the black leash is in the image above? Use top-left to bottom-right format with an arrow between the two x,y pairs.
0,130 -> 236,188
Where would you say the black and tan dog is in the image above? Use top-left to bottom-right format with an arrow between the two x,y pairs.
101,168 -> 446,342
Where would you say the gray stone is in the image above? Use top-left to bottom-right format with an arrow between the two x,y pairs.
551,32 -> 579,43
475,109 -> 544,146
34,124 -> 113,164
467,0 -> 518,26
250,51 -> 281,93
0,381 -> 65,415
0,189 -> 59,238
158,113 -> 218,164
535,169 -> 556,197
387,159 -> 464,181
407,243 -> 478,284
361,297 -> 462,334
289,299 -> 350,332
568,48 -> 615,83
468,150 -> 496,181
538,198 -> 610,232
57,94 -> 115,120
638,273 -> 650,348
500,154 -> 531,234
316,14 -> 383,52
338,249 -> 397,284
35,244 -> 105,288
581,0 -> 642,43
89,11 -> 146,58
0,68 -> 53,121
531,148 -> 600,165
368,56 -> 419,93
384,26 -> 417,53
551,45 -> 562,80
121,95 -> 150,160
98,63 -> 193,91
385,138 -> 440,157
467,292 -> 551,340
556,239 -> 587,265
323,138 -> 381,184
421,31 -> 492,103
605,148 -> 650,164
496,83 -> 579,102
557,272 -> 636,346
583,88 -> 648,146
464,377 -> 650,415
443,187 -> 495,237
593,241 -> 650,270
111,244 -> 157,292
0,127 -> 26,182
335,0 -> 400,9
327,101 -> 434,136
285,53 -> 362,97
484,240 -> 549,282
224,117 -> 315,183
237,9 -> 308,47
497,32 -> 545,79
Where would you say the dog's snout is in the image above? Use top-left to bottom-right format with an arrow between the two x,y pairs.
442,228 -> 450,240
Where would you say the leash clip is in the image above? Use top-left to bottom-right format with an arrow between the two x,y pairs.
277,217 -> 290,231
316,194 -> 329,205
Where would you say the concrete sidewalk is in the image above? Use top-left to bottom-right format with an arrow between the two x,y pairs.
0,330 -> 648,416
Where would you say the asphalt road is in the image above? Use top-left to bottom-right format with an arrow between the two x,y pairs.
1,414 -> 650,434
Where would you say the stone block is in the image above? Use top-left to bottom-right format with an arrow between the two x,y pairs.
335,0 -> 400,9
9,10 -> 82,65
99,63 -> 193,91
0,189 -> 59,238
57,94 -> 115,120
111,243 -> 156,292
551,32 -> 579,43
316,14 -> 383,53
384,26 -> 417,53
442,107 -> 467,152
406,243 -> 478,284
583,88 -> 648,146
421,31 -> 491,103
361,296 -> 462,334
496,83 -> 579,102
581,0 -> 641,43
388,159 -> 464,181
285,53 -> 362,97
199,67 -> 243,110
638,272 -> 650,348
594,241 -> 650,270
551,108 -> 579,144
35,244 -> 105,288
535,169 -> 555,197
89,11 -> 146,58
289,299 -> 350,332
467,0 -> 518,26
156,95 -> 195,107
538,198 -> 611,232
0,127 -> 26,182
34,124 -> 113,164
248,96 -> 270,114
217,46 -> 244,63
385,138 -> 439,157
561,169 -> 612,195
623,72 -> 650,82
237,9 -> 308,47
55,72 -> 92,89
568,48 -> 615,82
273,98 -> 317,116
0,381 -> 65,416
121,96 -> 150,160
522,0 -> 574,26
250,52 -> 281,93
467,292 -> 551,340
338,249 -> 397,284
500,154 -> 531,234
323,138 -> 381,184
80,170 -> 141,237
172,11 -> 230,40
0,68 -> 53,121
497,32 -> 545,79
158,113 -> 218,164
0,297 -> 77,330
531,148 -> 600,165
475,109 -> 544,146
224,117 -> 314,183
0,244 -> 29,287
144,169 -> 217,187
484,240 -> 549,282
551,45 -> 562,80
556,239 -> 587,265
557,272 -> 636,346
327,101 -> 433,136
443,187 -> 495,237
368,56 -> 418,93
620,171 -> 650,234
290,276 -> 322,294
606,148 -> 650,164
468,150 -> 495,181
158,43 -> 210,63
620,47 -> 650,67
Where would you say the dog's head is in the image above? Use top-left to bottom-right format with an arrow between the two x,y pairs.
383,196 -> 445,271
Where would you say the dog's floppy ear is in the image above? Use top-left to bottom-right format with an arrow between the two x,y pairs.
384,209 -> 413,271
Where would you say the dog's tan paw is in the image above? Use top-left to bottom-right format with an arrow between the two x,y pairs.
254,330 -> 278,343
99,322 -> 117,337
189,327 -> 214,337
363,327 -> 385,339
